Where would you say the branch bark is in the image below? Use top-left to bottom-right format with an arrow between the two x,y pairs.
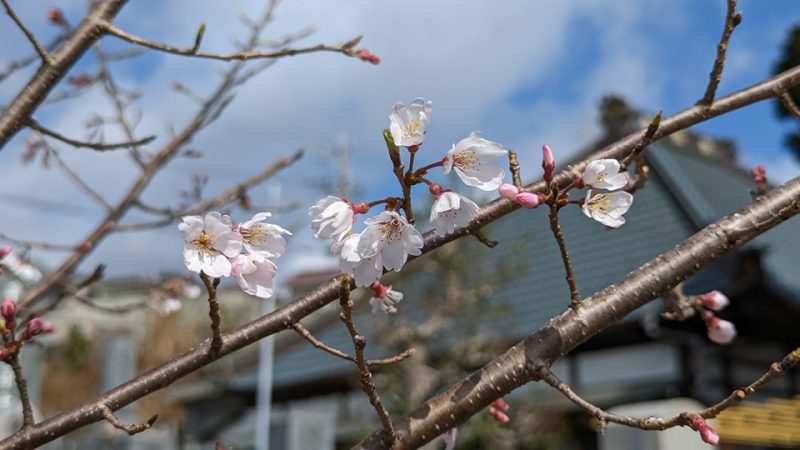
0,0 -> 128,151
354,175 -> 800,450
2,64 -> 800,450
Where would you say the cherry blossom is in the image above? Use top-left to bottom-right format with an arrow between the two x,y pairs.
582,159 -> 628,190
443,132 -> 508,191
369,281 -> 404,314
231,253 -> 278,299
430,191 -> 479,237
309,196 -> 356,242
389,98 -> 432,148
581,190 -> 633,228
358,211 -> 424,272
698,290 -> 730,311
339,234 -> 384,287
488,398 -> 510,423
516,192 -> 544,209
238,211 -> 291,258
179,212 -> 243,278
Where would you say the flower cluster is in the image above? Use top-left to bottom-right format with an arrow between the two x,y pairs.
0,297 -> 54,360
179,211 -> 290,299
309,99 -> 510,293
580,159 -> 633,228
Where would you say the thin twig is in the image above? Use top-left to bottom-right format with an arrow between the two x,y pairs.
508,150 -> 522,188
547,203 -> 580,306
698,0 -> 741,105
47,147 -> 112,211
779,91 -> 800,120
7,354 -> 34,428
293,322 -> 415,367
0,33 -> 67,83
0,0 -> 53,66
28,118 -> 155,152
99,404 -> 157,435
0,232 -> 75,251
72,291 -> 146,314
338,275 -> 397,447
103,23 -> 363,62
537,347 -> 799,431
620,111 -> 662,170
471,230 -> 498,248
200,272 -> 223,356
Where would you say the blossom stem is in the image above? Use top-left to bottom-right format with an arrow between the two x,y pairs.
200,272 -> 223,356
383,130 -> 415,223
338,275 -> 396,447
414,159 -> 445,174
8,354 -> 34,428
507,150 -> 523,188
548,203 -> 581,306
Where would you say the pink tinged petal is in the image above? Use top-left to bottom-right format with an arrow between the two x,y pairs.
708,319 -> 736,344
236,257 -> 277,299
499,183 -> 519,201
699,290 -> 730,311
179,215 -> 204,240
515,192 -> 542,208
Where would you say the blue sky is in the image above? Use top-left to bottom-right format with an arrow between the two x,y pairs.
0,0 -> 798,283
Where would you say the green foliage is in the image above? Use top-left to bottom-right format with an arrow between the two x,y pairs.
63,324 -> 92,370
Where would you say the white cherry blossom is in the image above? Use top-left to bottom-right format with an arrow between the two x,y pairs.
239,212 -> 291,258
582,159 -> 628,190
357,211 -> 423,272
430,191 -> 479,237
443,132 -> 508,191
179,212 -> 242,277
369,282 -> 404,314
309,196 -> 354,242
581,190 -> 633,228
339,233 -> 384,287
389,98 -> 432,147
231,253 -> 278,299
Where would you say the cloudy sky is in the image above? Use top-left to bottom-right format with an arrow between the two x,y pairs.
0,0 -> 798,284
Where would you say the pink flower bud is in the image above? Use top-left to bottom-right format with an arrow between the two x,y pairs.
542,144 -> 555,184
67,73 -> 92,87
21,317 -> 54,340
751,165 -> 767,184
491,398 -> 509,411
47,7 -> 64,25
698,290 -> 730,311
355,48 -> 381,65
515,192 -> 543,209
499,183 -> 519,201
490,409 -> 510,423
428,183 -> 444,198
0,348 -> 9,361
1,297 -> 16,321
703,312 -> 736,345
371,281 -> 390,299
0,245 -> 11,260
689,415 -> 720,445
352,201 -> 370,215
77,241 -> 92,252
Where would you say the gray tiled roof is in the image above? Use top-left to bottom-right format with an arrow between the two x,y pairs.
234,141 -> 800,391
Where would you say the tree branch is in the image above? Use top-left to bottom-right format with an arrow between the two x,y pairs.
355,174 -> 800,450
7,354 -> 34,429
0,0 -> 54,66
28,118 -> 155,152
99,404 -> 157,436
293,322 -> 415,367
4,65 -> 800,449
0,0 -> 128,151
698,0 -> 741,105
103,22 -> 363,62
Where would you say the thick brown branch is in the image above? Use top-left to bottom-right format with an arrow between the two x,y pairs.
698,0 -> 741,105
355,175 -> 800,450
5,67 -> 800,449
338,276 -> 397,448
99,404 -> 157,435
0,0 -> 53,66
103,23 -> 362,62
28,118 -> 156,151
0,0 -> 128,151
7,354 -> 34,429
